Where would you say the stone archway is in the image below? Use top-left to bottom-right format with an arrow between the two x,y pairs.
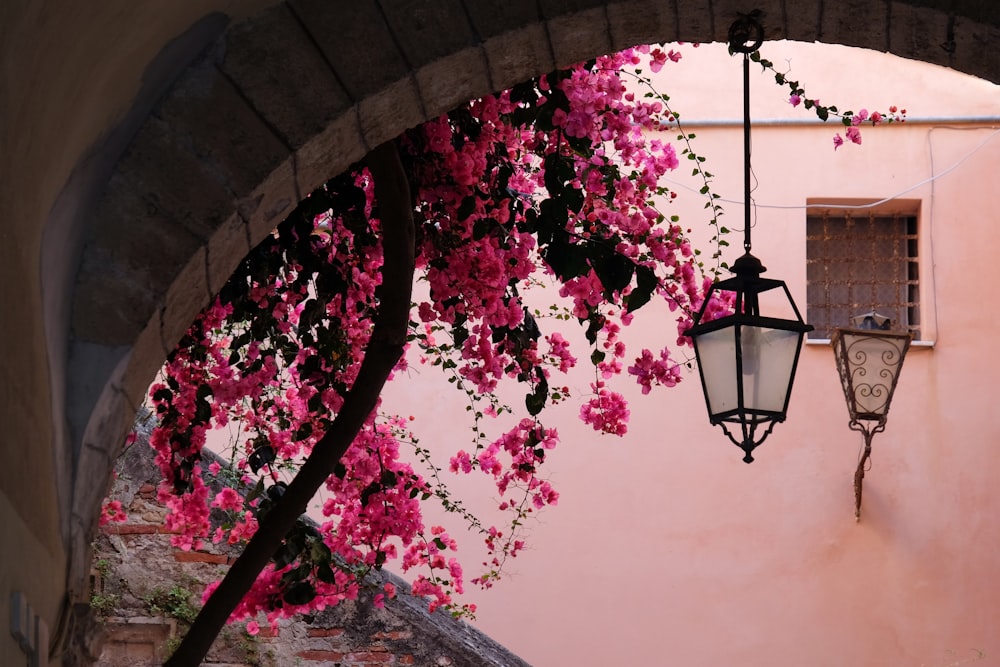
54,0 -> 1000,647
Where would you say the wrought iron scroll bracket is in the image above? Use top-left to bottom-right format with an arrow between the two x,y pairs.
849,419 -> 887,520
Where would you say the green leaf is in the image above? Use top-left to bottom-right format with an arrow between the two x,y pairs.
562,187 -> 585,215
294,422 -> 313,441
584,314 -> 604,345
246,478 -> 265,504
248,445 -> 276,474
590,246 -> 634,298
273,540 -> 302,569
283,581 -> 316,606
316,563 -> 337,584
360,481 -> 381,507
525,369 -> 549,417
380,469 -> 398,488
543,234 -> 587,282
625,265 -> 658,313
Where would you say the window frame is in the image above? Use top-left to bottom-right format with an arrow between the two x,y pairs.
802,198 -> 935,347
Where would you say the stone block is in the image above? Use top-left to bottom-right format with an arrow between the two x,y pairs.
85,167 -> 206,313
951,16 -> 1000,85
464,0 -> 540,39
607,0 -> 678,50
889,3 -> 952,71
416,47 -> 492,118
358,77 -> 426,148
102,116 -> 235,244
161,246 -> 211,353
236,158 -> 299,250
221,5 -> 352,150
540,0 -> 608,17
547,6 -> 612,68
206,213 -> 251,297
484,24 -> 555,92
293,112 -> 371,204
155,57 -> 290,199
379,0 -> 476,68
291,0 -> 409,99
674,0 -> 717,45
118,311 -> 167,410
72,247 -> 161,345
821,0 -> 889,51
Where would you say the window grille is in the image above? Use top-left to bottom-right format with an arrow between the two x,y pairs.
806,209 -> 919,340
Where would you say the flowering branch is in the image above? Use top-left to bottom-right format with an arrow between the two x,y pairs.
164,140 -> 415,666
750,51 -> 906,149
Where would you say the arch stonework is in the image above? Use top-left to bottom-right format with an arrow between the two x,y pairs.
11,0 -> 997,661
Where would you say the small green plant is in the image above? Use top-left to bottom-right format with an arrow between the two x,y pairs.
162,636 -> 182,659
90,592 -> 119,617
94,558 -> 112,578
144,585 -> 199,624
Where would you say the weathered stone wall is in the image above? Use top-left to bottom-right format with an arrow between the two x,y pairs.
91,434 -> 530,667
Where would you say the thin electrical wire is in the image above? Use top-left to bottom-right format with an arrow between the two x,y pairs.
663,126 -> 1000,210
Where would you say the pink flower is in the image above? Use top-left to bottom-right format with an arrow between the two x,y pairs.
846,126 -> 862,145
211,487 -> 243,512
789,94 -> 801,107
99,500 -> 127,526
245,621 -> 260,636
649,48 -> 668,73
833,133 -> 844,150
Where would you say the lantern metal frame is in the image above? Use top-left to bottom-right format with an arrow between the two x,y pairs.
831,313 -> 912,519
685,12 -> 813,463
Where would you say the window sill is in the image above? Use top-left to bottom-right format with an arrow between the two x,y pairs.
806,338 -> 935,349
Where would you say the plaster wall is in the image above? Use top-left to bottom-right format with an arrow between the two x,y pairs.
379,43 -> 1000,666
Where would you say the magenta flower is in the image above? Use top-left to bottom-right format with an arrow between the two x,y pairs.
649,48 -> 668,73
789,94 -> 801,107
833,133 -> 844,150
846,126 -> 863,145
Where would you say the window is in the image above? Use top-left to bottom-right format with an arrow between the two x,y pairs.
805,202 -> 920,340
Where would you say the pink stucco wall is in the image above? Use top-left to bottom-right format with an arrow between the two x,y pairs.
378,42 -> 1000,666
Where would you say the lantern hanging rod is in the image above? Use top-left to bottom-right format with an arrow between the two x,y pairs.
727,12 -> 764,254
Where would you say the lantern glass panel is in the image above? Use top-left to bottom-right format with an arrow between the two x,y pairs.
741,325 -> 802,413
694,326 -> 738,416
693,324 -> 803,418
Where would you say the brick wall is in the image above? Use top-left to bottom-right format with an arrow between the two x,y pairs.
91,437 -> 530,667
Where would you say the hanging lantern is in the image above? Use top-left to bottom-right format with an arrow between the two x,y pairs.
685,12 -> 813,463
831,312 -> 911,519
687,254 -> 812,462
